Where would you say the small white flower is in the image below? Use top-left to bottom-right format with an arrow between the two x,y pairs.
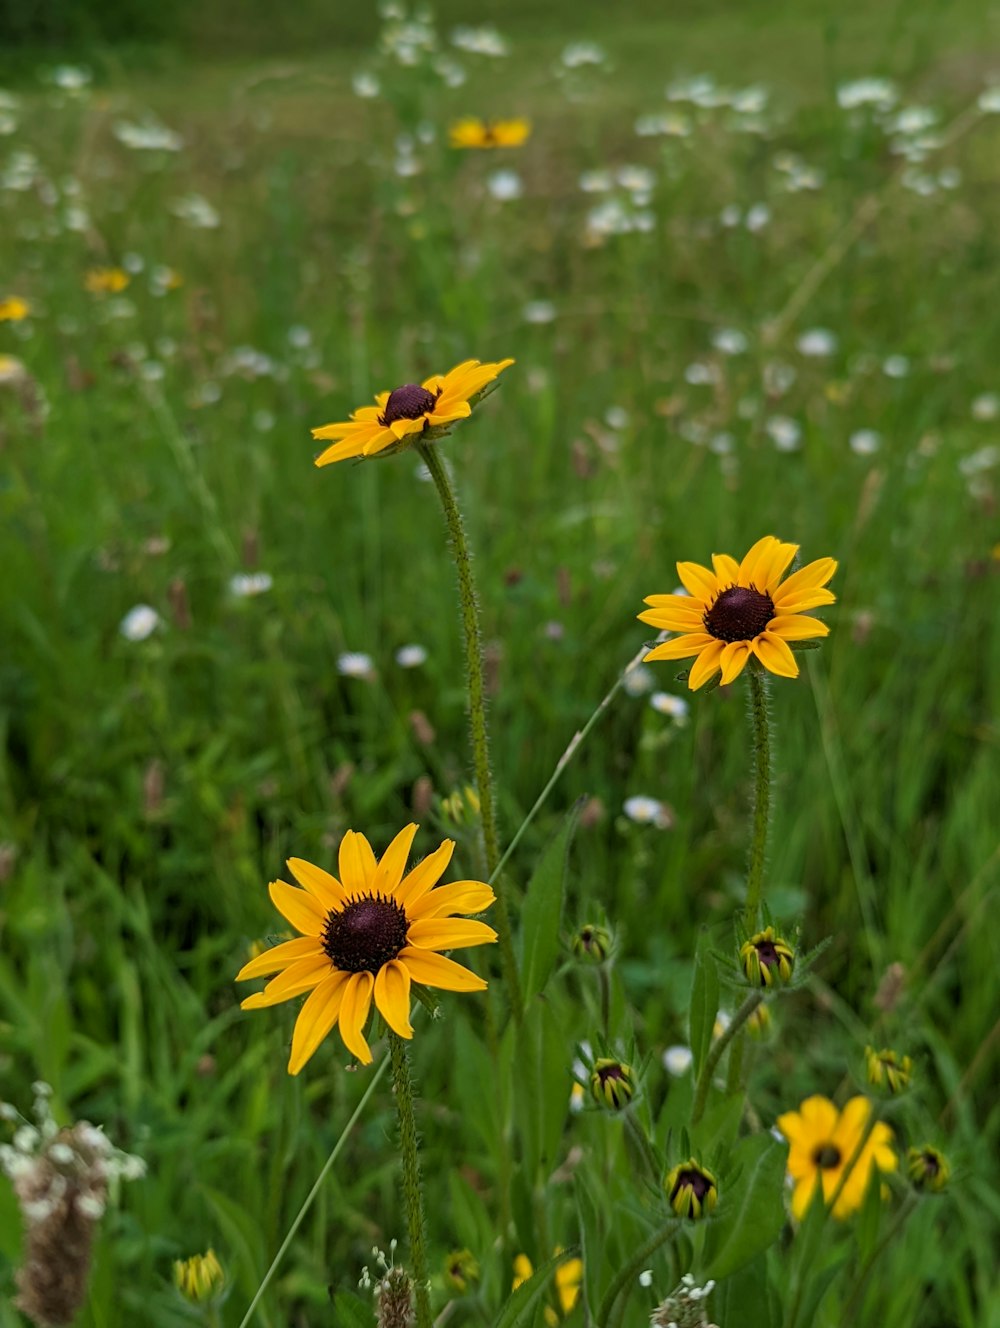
487,169 -> 522,201
352,71 -> 381,98
622,663 -> 655,697
337,651 -> 375,679
113,119 -> 183,152
76,1193 -> 106,1219
119,605 -> 160,642
650,692 -> 689,722
522,299 -> 556,324
560,40 -> 606,69
685,362 -> 718,386
713,327 -> 748,356
171,193 -> 220,229
395,644 -> 427,668
579,168 -> 612,193
745,202 -> 771,232
663,1045 -> 694,1076
605,405 -> 630,430
229,572 -> 273,598
623,795 -> 673,828
796,327 -> 838,357
971,392 -> 999,421
836,77 -> 897,110
978,85 -> 1000,114
639,1269 -> 654,1287
766,415 -> 802,452
883,354 -> 910,379
849,428 -> 881,456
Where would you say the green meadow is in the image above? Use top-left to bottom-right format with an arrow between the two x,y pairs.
1,2 -> 999,1325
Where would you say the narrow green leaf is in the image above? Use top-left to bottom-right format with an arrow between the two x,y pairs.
519,803 -> 581,1002
494,1248 -> 578,1328
332,1291 -> 376,1327
702,1134 -> 788,1280
689,930 -> 720,1077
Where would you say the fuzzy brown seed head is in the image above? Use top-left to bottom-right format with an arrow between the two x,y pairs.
704,585 -> 775,642
322,895 -> 409,973
379,384 -> 438,426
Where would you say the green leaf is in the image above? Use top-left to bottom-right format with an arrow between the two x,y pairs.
689,930 -> 720,1077
519,803 -> 581,1002
711,1251 -> 779,1328
702,1134 -> 789,1280
493,1248 -> 578,1328
794,1251 -> 848,1326
331,1291 -> 376,1327
574,1171 -> 607,1318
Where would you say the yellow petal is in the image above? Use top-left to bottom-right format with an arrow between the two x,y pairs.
395,840 -> 455,907
407,918 -> 498,951
737,536 -> 780,588
771,588 -> 836,614
339,830 -> 377,893
760,541 -> 799,591
388,416 -> 427,441
675,561 -> 717,600
711,552 -> 741,584
287,971 -> 351,1075
399,946 -> 487,992
719,641 -> 752,685
407,880 -> 495,920
771,557 -> 837,604
268,880 -> 327,936
768,614 -> 829,640
638,604 -> 705,632
644,632 -> 715,662
372,823 -> 419,897
428,400 -> 472,424
374,960 -> 413,1038
791,1176 -> 822,1221
688,640 -> 726,690
798,1095 -> 840,1136
236,936 -> 321,981
241,955 -> 331,1009
338,971 -> 374,1064
360,426 -> 398,456
314,434 -> 372,467
752,633 -> 799,679
287,858 -> 347,911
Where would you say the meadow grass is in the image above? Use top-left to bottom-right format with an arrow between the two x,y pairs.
1,2 -> 999,1325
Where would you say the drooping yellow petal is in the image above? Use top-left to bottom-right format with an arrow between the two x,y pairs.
374,960 -> 413,1038
241,955 -> 331,1009
388,415 -> 428,441
752,633 -> 799,679
719,640 -> 752,685
361,426 -> 399,455
236,936 -> 322,981
371,823 -> 419,897
771,588 -> 837,614
288,971 -> 351,1075
287,858 -> 347,911
688,640 -> 726,690
772,557 -> 837,605
338,971 -> 375,1064
676,561 -> 718,600
407,881 -> 495,920
395,840 -> 455,907
407,918 -> 498,951
398,946 -> 487,992
768,614 -> 829,640
339,830 -> 377,893
268,880 -> 327,936
643,632 -> 715,662
314,432 -> 375,467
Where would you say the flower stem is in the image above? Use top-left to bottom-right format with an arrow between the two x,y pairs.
389,1032 -> 432,1328
745,667 -> 772,929
691,991 -> 764,1125
596,1219 -> 679,1327
417,441 -> 522,1020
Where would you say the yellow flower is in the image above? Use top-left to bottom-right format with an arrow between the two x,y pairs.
312,358 -> 514,466
0,295 -> 30,321
85,267 -> 130,294
639,536 -> 837,690
776,1095 -> 897,1220
236,825 -> 496,1072
512,1249 -> 582,1324
173,1249 -> 225,1304
449,116 -> 531,148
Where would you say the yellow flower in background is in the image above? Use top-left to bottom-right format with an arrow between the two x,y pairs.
312,358 -> 514,466
512,1249 -> 582,1324
639,535 -> 837,690
0,295 -> 30,321
173,1249 -> 224,1304
777,1095 -> 897,1220
85,267 -> 130,294
236,825 -> 496,1071
449,116 -> 531,148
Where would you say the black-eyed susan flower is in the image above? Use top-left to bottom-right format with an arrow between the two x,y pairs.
664,1159 -> 718,1220
590,1058 -> 635,1110
84,267 -> 130,294
740,927 -> 795,988
311,358 -> 514,466
449,116 -> 531,148
0,295 -> 30,321
776,1095 -> 897,1220
639,536 -> 837,690
173,1249 -> 225,1304
512,1249 -> 582,1324
236,826 -> 496,1072
444,1249 -> 480,1293
906,1145 -> 950,1194
865,1045 -> 913,1095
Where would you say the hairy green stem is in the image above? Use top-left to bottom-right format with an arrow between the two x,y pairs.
389,1031 -> 432,1328
418,441 -> 522,1020
596,1219 -> 679,1327
691,991 -> 764,1125
745,668 -> 772,928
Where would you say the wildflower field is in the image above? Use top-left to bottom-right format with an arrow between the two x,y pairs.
2,2 -> 999,1325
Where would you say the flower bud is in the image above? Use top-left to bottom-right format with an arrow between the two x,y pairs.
739,927 -> 794,987
865,1045 -> 912,1095
444,1248 -> 480,1293
173,1249 -> 225,1304
590,1058 -> 635,1110
571,923 -> 613,964
907,1145 -> 949,1194
664,1159 -> 718,1220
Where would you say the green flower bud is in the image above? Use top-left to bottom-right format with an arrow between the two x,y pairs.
907,1145 -> 949,1194
173,1249 -> 225,1305
740,927 -> 794,988
590,1058 -> 635,1110
664,1159 -> 718,1220
444,1248 -> 480,1293
572,923 -> 613,964
865,1045 -> 912,1095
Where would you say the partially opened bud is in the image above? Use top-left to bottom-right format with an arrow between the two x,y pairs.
174,1249 -> 225,1304
571,923 -> 613,965
865,1046 -> 912,1095
907,1145 -> 949,1194
664,1159 -> 718,1220
590,1058 -> 635,1110
740,927 -> 794,988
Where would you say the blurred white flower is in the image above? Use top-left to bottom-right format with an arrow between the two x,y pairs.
605,405 -> 630,430
883,354 -> 910,379
713,327 -> 748,355
766,415 -> 802,452
650,692 -> 689,722
450,25 -> 508,57
622,663 -> 655,697
745,202 -> 771,232
395,644 -> 428,668
663,1045 -> 694,1076
522,299 -> 556,325
978,85 -> 1000,113
971,392 -> 999,421
114,119 -> 183,151
849,429 -> 881,456
119,605 -> 160,642
836,77 -> 897,110
230,572 -> 273,597
796,327 -> 837,357
337,651 -> 376,679
623,795 -> 673,828
49,65 -> 92,91
487,169 -> 522,201
352,71 -> 381,98
685,362 -> 719,386
635,110 -> 690,137
171,193 -> 220,229
560,41 -> 606,69
579,168 -> 612,193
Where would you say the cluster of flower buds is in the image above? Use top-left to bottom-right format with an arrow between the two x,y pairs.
651,1272 -> 719,1327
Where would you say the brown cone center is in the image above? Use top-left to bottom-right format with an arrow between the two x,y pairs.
813,1144 -> 842,1170
672,1168 -> 713,1201
704,585 -> 775,642
755,940 -> 780,967
322,894 -> 408,973
379,383 -> 438,426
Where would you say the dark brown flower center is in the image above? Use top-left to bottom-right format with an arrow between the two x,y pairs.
671,1168 -> 713,1201
704,585 -> 775,643
813,1144 -> 842,1170
597,1062 -> 627,1084
379,383 -> 439,427
755,940 -> 780,968
920,1151 -> 940,1177
322,894 -> 409,973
